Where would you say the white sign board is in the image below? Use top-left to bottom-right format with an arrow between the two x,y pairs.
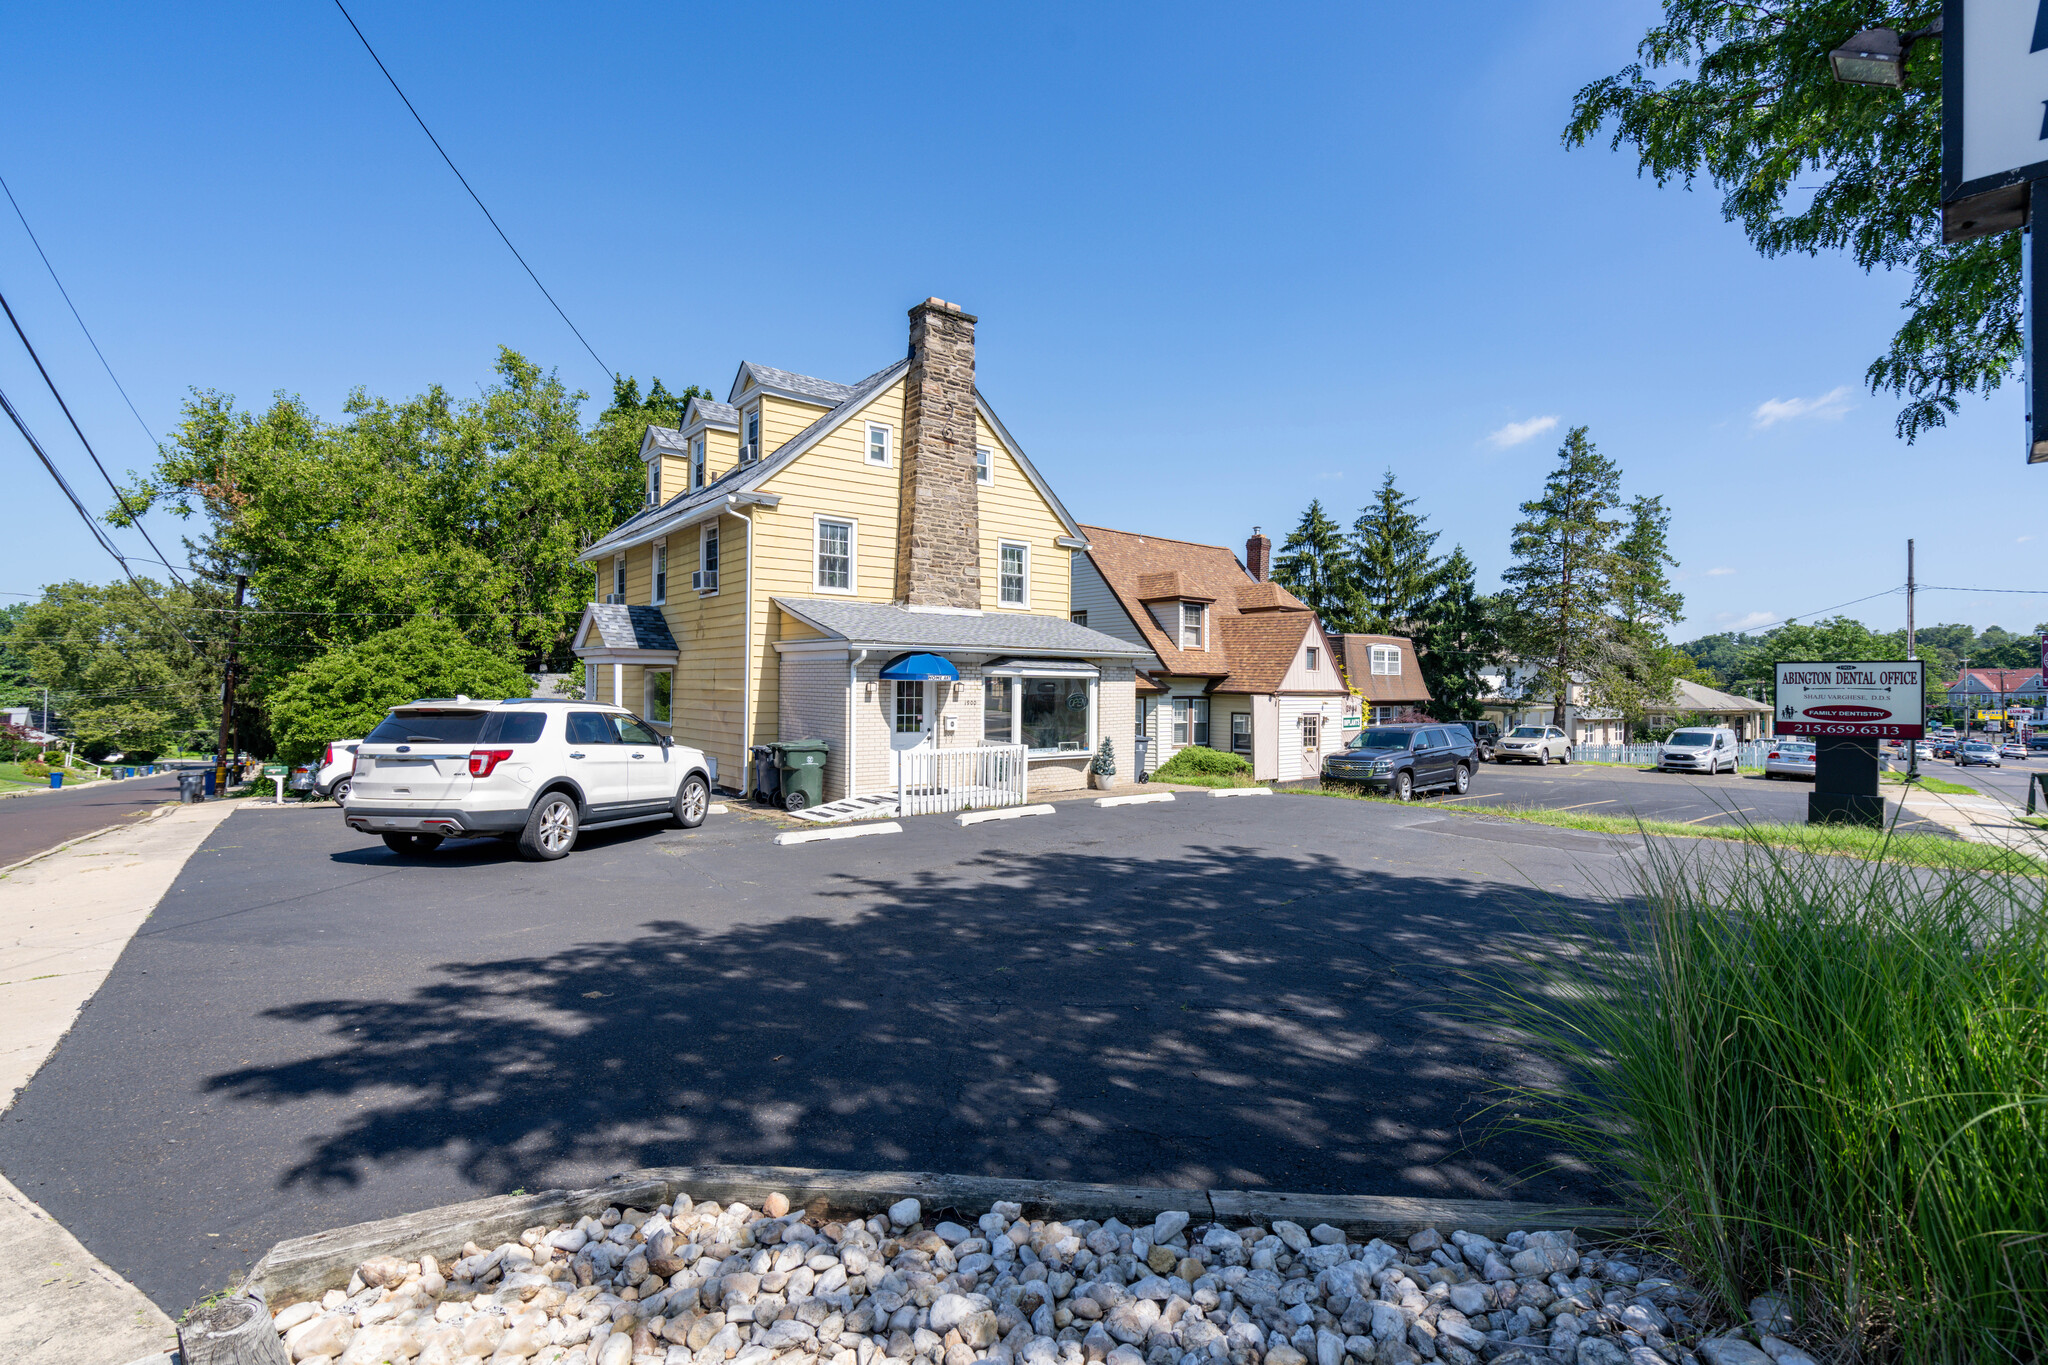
1773,661 -> 1926,739
1948,1 -> 2048,199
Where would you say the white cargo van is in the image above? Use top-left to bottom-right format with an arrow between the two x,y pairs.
1656,725 -> 1740,774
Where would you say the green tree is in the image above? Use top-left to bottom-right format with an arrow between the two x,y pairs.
1412,547 -> 1502,722
10,579 -> 215,758
1676,630 -> 1755,684
1567,2 -> 2006,440
264,617 -> 532,764
1272,500 -> 1356,628
1605,495 -> 1689,721
1349,471 -> 1442,635
1503,427 -> 1626,726
0,602 -> 34,708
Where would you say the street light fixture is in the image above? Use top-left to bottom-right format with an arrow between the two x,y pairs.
1828,19 -> 1942,89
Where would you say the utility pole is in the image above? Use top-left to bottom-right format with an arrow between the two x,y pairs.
1905,540 -> 1919,779
40,685 -> 48,735
214,574 -> 247,793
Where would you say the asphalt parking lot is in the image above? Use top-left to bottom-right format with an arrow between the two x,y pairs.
0,794 -> 1644,1312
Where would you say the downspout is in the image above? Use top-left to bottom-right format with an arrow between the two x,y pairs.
847,649 -> 869,800
727,497 -> 756,797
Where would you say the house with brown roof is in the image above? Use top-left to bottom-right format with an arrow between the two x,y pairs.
1327,634 -> 1433,739
1071,526 -> 1351,781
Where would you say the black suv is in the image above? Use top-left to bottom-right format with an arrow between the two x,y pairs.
1321,722 -> 1478,801
1453,720 -> 1499,761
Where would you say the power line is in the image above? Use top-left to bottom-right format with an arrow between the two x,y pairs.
330,0 -> 610,378
0,286 -> 186,586
1921,584 -> 2048,595
0,171 -> 161,449
1722,585 -> 1906,637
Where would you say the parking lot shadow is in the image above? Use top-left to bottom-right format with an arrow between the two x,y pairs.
202,835 -> 1622,1210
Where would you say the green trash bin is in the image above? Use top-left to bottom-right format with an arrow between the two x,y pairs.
770,739 -> 830,813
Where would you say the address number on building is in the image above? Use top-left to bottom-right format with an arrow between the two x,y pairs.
1772,661 -> 1925,739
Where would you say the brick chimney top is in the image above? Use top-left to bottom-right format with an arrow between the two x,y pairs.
1246,527 -> 1271,583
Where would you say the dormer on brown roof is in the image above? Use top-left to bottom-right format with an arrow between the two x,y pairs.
1134,570 -> 1213,603
1233,582 -> 1306,614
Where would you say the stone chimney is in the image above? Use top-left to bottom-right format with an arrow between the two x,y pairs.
896,298 -> 982,607
1246,526 -> 1271,583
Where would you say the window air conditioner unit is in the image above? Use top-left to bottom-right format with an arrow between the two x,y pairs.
739,443 -> 756,463
692,570 -> 718,592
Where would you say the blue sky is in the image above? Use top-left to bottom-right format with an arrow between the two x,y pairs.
0,0 -> 2035,641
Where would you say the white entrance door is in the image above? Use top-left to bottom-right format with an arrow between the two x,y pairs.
888,679 -> 936,785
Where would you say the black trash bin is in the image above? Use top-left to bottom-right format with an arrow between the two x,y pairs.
750,744 -> 782,806
178,770 -> 207,803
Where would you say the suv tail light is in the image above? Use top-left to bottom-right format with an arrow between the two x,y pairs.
323,745 -> 333,767
468,748 -> 514,778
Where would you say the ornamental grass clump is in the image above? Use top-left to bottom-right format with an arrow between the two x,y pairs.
1487,832 -> 2048,1362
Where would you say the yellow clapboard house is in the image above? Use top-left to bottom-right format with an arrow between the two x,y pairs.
573,298 -> 1147,808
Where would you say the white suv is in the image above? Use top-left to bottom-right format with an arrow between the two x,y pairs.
1495,725 -> 1572,764
344,697 -> 712,861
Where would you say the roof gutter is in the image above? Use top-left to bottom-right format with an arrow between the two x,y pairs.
583,490 -> 779,564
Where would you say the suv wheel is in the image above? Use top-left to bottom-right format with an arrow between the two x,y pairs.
331,777 -> 351,804
1392,769 -> 1414,802
1452,763 -> 1471,794
1560,746 -> 1572,765
674,774 -> 710,829
382,832 -> 442,857
518,792 -> 580,861
1537,749 -> 1551,766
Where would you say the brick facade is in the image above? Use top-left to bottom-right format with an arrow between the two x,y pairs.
896,299 -> 982,608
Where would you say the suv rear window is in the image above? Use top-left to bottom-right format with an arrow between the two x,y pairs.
366,711 -> 489,744
480,712 -> 546,744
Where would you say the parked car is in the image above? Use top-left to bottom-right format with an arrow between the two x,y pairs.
2001,742 -> 2028,760
1657,725 -> 1740,774
313,739 -> 363,801
287,762 -> 316,792
1451,720 -> 1500,761
1321,723 -> 1477,801
1763,742 -> 1817,780
1956,741 -> 2001,768
343,697 -> 713,861
1494,725 -> 1571,764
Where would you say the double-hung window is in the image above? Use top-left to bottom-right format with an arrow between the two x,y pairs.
698,524 -> 720,593
1231,712 -> 1252,755
646,460 -> 660,505
998,541 -> 1028,607
1179,603 -> 1205,649
744,408 -> 761,463
611,554 -> 626,602
867,423 -> 891,466
1191,697 -> 1210,747
815,517 -> 854,592
975,445 -> 992,484
1370,644 -> 1400,675
691,436 -> 706,489
651,541 -> 668,604
1172,698 -> 1191,746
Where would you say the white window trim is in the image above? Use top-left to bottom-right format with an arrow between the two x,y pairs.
651,539 -> 668,605
866,422 -> 892,466
1306,646 -> 1319,672
975,444 -> 993,485
698,524 -> 720,596
813,514 -> 857,595
1371,644 -> 1401,676
643,668 -> 674,725
691,436 -> 706,489
744,407 -> 761,463
986,670 -> 1097,757
612,554 -> 626,602
1179,602 -> 1206,650
996,540 -> 1031,609
646,459 -> 661,506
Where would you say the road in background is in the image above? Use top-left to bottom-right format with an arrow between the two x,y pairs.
0,772 -> 181,866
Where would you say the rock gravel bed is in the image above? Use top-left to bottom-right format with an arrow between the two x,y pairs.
267,1192 -> 1811,1365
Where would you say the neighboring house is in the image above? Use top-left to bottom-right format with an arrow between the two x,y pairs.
1071,525 -> 1349,781
575,298 -> 1147,801
1947,668 -> 2047,718
1327,634 -> 1432,738
1480,665 -> 1773,742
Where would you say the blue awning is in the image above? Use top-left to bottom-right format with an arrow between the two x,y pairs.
879,651 -> 960,681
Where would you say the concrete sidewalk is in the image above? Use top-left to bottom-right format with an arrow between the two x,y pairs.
1893,782 -> 2048,851
0,799 -> 239,1364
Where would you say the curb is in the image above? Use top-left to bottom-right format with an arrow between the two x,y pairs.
956,804 -> 1056,826
1096,792 -> 1174,808
775,821 -> 902,846
230,1162 -> 1637,1310
1211,787 -> 1272,798
0,804 -> 174,879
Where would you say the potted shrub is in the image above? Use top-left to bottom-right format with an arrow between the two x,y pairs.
1089,737 -> 1117,790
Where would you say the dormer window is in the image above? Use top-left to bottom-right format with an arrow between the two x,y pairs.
691,436 -> 706,489
646,459 -> 661,506
1179,602 -> 1206,649
743,407 -> 761,463
1370,644 -> 1400,675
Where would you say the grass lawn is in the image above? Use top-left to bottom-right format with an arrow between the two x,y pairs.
0,760 -> 105,791
1883,772 -> 1980,796
1286,783 -> 2048,875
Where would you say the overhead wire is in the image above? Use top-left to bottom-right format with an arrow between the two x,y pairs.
329,0 -> 611,378
0,171 -> 162,449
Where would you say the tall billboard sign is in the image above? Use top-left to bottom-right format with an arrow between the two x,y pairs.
1941,2 -> 2048,460
1774,661 -> 1927,739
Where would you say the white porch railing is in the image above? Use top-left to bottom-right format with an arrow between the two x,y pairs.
896,743 -> 1029,817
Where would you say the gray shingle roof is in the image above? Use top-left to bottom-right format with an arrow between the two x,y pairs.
585,603 -> 678,651
733,363 -> 853,406
774,598 -> 1150,657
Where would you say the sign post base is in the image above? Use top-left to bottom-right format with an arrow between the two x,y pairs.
1810,735 -> 1883,827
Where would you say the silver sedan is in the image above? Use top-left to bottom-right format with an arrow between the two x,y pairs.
1763,743 -> 1817,780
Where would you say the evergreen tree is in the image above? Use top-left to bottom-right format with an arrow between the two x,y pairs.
1349,471 -> 1442,635
1502,427 -> 1625,726
1272,500 -> 1356,629
1605,494 -> 1688,722
1413,547 -> 1500,722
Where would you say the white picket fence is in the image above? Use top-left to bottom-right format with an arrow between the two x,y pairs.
896,742 -> 1029,817
1571,741 -> 1776,768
